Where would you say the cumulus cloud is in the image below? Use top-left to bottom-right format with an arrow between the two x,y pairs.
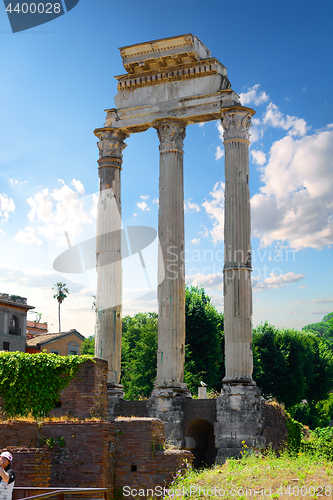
252,126 -> 333,250
262,103 -> 308,137
186,272 -> 223,291
215,145 -> 224,161
12,227 -> 43,245
0,193 -> 15,221
251,150 -> 266,166
137,201 -> 150,211
299,285 -> 308,289
240,84 -> 269,106
184,199 -> 200,213
14,180 -> 94,246
190,238 -> 200,245
71,179 -> 85,195
152,198 -> 159,205
253,271 -> 305,291
140,194 -> 149,200
202,182 -> 225,245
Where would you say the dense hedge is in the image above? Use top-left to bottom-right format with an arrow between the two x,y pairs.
0,351 -> 93,417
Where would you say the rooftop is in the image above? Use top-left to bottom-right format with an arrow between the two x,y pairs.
26,329 -> 85,348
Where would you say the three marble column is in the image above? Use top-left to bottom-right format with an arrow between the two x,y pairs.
94,108 -> 258,401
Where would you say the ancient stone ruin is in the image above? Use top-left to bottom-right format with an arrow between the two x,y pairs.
93,34 -> 265,463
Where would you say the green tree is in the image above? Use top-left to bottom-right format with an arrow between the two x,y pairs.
52,282 -> 69,332
121,312 -> 158,400
253,323 -> 333,411
81,335 -> 95,355
184,285 -> 223,395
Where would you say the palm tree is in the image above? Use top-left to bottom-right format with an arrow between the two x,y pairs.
52,282 -> 69,332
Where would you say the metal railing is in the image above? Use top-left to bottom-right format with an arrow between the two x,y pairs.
13,487 -> 108,500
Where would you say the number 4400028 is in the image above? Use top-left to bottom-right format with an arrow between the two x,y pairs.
6,3 -> 61,13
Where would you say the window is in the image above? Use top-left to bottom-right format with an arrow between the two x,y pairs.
67,341 -> 79,356
51,350 -> 59,355
9,315 -> 20,336
3,342 -> 9,351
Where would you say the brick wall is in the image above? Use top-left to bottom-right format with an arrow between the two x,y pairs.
115,418 -> 192,497
10,447 -> 50,487
264,401 -> 288,451
116,400 -> 148,418
49,358 -> 108,420
0,421 -> 39,448
40,421 -> 115,492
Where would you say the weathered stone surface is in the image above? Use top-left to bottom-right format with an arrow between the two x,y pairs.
222,107 -> 255,384
153,118 -> 188,390
215,384 -> 265,462
94,127 -> 128,386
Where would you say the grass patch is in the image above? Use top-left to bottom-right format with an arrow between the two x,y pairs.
162,450 -> 333,499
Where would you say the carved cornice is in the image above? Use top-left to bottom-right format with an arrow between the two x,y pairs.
94,128 -> 129,161
221,107 -> 255,144
116,58 -> 230,92
153,119 -> 186,153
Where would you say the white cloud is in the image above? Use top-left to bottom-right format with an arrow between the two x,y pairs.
215,145 -> 224,160
0,193 -> 15,221
309,297 -> 333,304
252,126 -> 333,250
299,285 -> 308,289
71,179 -> 85,195
239,84 -> 269,106
198,226 -> 209,238
0,228 -> 4,235
186,272 -> 223,291
251,150 -> 266,166
216,121 -> 223,141
18,181 -> 94,247
184,199 -> 200,213
11,227 -> 43,245
191,238 -> 200,245
262,102 -> 307,137
137,201 -> 150,211
140,194 -> 149,200
253,271 -> 305,291
152,198 -> 159,205
202,182 -> 225,245
9,178 -> 27,186
0,266 -> 85,293
198,122 -> 205,128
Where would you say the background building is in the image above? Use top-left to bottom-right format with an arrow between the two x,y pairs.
0,293 -> 34,352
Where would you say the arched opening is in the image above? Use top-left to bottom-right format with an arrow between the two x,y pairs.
9,315 -> 20,336
184,419 -> 217,469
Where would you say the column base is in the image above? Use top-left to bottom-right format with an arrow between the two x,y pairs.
222,376 -> 256,386
148,383 -> 191,447
107,383 -> 124,421
214,383 -> 265,463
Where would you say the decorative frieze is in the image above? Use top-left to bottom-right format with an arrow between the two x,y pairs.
115,58 -> 230,92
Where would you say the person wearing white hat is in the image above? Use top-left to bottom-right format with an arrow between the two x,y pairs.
0,451 -> 15,500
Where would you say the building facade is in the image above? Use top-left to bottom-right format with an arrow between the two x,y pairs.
0,293 -> 34,352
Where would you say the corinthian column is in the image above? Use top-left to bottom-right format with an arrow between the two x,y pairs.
221,107 -> 255,384
94,127 -> 128,387
152,118 -> 188,393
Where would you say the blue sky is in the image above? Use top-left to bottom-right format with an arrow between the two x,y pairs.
0,0 -> 332,336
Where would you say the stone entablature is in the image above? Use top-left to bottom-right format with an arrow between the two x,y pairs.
118,34 -> 212,72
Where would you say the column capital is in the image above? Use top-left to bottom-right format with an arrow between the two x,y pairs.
153,118 -> 186,154
94,127 -> 129,168
221,106 -> 255,144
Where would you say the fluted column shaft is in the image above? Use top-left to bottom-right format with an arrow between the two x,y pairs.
153,118 -> 187,388
222,107 -> 255,384
94,127 -> 128,385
